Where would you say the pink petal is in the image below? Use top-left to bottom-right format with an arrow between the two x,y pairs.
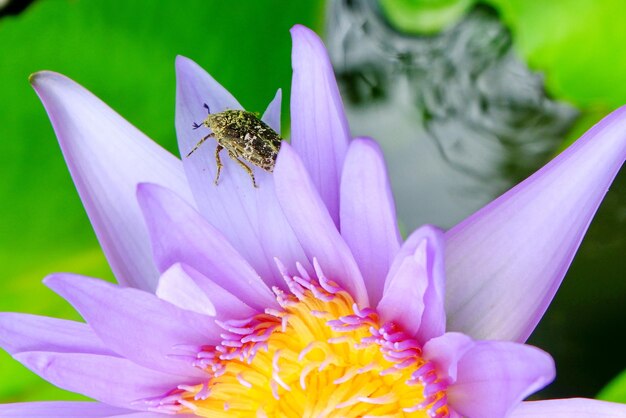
0,313 -> 111,355
31,72 -> 192,292
340,137 -> 401,305
510,398 -> 626,417
445,106 -> 626,342
274,143 -> 368,306
262,89 -> 282,134
379,225 -> 446,342
136,182 -> 277,311
290,25 -> 351,226
156,263 -> 256,320
377,243 -> 428,336
44,274 -> 218,378
115,414 -> 196,418
422,332 -> 473,382
0,402 -> 132,417
447,341 -> 555,418
155,264 -> 217,316
13,351 -> 190,411
175,56 -> 309,287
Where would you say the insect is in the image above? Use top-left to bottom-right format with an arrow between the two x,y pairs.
187,104 -> 282,188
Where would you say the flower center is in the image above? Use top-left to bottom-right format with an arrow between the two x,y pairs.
160,269 -> 449,417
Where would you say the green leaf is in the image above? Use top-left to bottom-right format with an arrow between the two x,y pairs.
485,0 -> 626,110
597,369 -> 626,403
379,0 -> 477,34
0,0 -> 324,403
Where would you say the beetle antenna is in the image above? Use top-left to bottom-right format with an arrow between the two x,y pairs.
203,103 -> 211,114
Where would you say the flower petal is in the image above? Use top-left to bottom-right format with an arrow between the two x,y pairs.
510,398 -> 626,417
30,71 -> 192,292
0,402 -> 132,417
262,89 -> 282,134
445,106 -> 626,342
156,263 -> 256,320
340,137 -> 401,305
116,414 -> 196,418
422,332 -> 473,382
175,56 -> 308,287
136,182 -> 277,311
112,414 -> 196,418
377,241 -> 428,337
290,24 -> 351,226
379,225 -> 446,342
44,273 -> 218,378
156,264 -> 217,316
0,313 -> 111,355
13,352 -> 190,411
274,143 -> 368,306
447,341 -> 555,418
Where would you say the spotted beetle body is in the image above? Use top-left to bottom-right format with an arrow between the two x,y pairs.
187,108 -> 282,188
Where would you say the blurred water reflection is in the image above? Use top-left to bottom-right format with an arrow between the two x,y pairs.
326,0 -> 577,231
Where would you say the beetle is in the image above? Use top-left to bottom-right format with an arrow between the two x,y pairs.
187,104 -> 282,188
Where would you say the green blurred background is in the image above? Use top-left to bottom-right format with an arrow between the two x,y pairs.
0,0 -> 624,405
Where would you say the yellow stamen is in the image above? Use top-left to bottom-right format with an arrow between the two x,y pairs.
173,275 -> 449,417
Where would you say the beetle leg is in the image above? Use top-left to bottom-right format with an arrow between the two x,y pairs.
186,132 -> 215,157
214,144 -> 224,185
228,151 -> 258,188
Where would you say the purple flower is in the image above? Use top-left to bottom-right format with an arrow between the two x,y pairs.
0,24 -> 625,418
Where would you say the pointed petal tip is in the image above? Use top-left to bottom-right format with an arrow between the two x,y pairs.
12,351 -> 41,368
43,273 -> 111,296
29,71 -> 72,93
28,72 -> 41,86
29,70 -> 59,86
290,25 -> 329,68
175,54 -> 194,70
174,55 -> 212,86
290,25 -> 326,49
350,136 -> 381,153
42,272 -> 64,288
43,273 -> 86,293
135,181 -> 157,199
380,224 -> 445,341
135,181 -> 184,220
290,24 -> 315,37
415,223 -> 445,235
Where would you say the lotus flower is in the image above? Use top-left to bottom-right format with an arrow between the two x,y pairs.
0,25 -> 625,418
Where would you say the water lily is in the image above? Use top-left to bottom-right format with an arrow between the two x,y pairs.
0,24 -> 625,418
